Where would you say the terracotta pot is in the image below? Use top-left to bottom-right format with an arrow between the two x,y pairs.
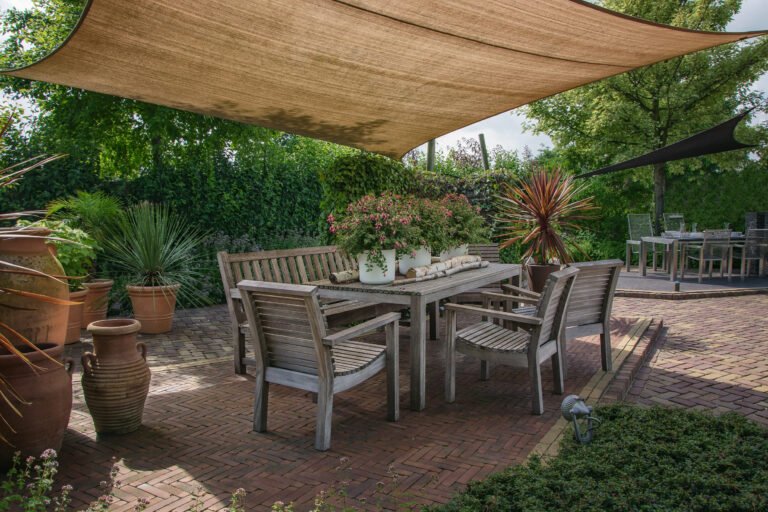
0,343 -> 74,471
0,228 -> 68,346
82,319 -> 150,434
65,288 -> 88,344
527,263 -> 562,293
126,284 -> 180,334
81,279 -> 114,325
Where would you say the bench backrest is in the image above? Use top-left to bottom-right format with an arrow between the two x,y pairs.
468,243 -> 500,263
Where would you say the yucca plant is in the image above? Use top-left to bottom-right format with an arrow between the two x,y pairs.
495,167 -> 596,264
102,202 -> 209,306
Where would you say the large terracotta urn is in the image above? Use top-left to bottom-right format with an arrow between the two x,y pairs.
0,228 -> 68,345
82,319 -> 151,434
126,284 -> 180,334
81,278 -> 114,325
65,288 -> 88,344
0,343 -> 74,471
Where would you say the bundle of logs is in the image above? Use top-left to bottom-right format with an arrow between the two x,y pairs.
329,255 -> 488,285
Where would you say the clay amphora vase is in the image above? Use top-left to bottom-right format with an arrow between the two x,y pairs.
126,284 -> 180,334
0,343 -> 74,471
82,319 -> 150,434
65,288 -> 88,344
81,278 -> 114,325
0,227 -> 68,345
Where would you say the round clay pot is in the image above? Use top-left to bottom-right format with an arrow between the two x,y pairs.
0,228 -> 69,346
65,288 -> 88,344
126,284 -> 180,334
0,343 -> 74,471
82,319 -> 150,434
526,263 -> 562,293
81,279 -> 114,325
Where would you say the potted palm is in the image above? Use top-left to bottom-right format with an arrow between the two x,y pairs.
439,193 -> 489,260
495,167 -> 596,292
103,202 -> 207,333
329,193 -> 418,284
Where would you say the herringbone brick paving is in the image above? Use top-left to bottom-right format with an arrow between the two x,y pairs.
615,295 -> 768,426
59,305 -> 639,510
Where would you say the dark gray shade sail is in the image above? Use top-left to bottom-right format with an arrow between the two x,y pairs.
576,111 -> 757,179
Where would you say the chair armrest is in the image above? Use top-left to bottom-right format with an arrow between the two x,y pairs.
482,291 -> 539,305
322,312 -> 401,346
500,284 -> 541,299
230,288 -> 241,300
444,303 -> 542,326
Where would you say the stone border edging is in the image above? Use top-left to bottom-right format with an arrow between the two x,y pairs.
616,288 -> 768,300
530,317 -> 664,458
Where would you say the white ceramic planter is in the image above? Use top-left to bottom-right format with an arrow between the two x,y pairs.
357,249 -> 396,284
398,246 -> 432,275
439,244 -> 469,261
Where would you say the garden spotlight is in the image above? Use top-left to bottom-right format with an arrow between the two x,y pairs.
561,395 -> 601,444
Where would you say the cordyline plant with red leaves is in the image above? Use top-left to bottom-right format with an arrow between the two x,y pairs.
495,167 -> 596,265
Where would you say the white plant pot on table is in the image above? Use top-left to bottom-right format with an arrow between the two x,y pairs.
398,246 -> 432,275
357,249 -> 396,284
439,244 -> 469,261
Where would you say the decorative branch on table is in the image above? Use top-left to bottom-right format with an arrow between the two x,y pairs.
405,255 -> 483,278
328,256 -> 488,285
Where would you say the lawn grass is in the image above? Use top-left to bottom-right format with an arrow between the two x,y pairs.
432,404 -> 768,512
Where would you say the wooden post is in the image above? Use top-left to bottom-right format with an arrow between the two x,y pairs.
427,139 -> 436,172
479,133 -> 490,170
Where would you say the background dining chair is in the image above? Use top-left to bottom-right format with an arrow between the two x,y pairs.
663,212 -> 685,232
443,267 -> 578,415
682,230 -> 732,283
626,213 -> 665,272
238,280 -> 400,450
732,228 -> 768,279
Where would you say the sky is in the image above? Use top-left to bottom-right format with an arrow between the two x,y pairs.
0,0 -> 766,155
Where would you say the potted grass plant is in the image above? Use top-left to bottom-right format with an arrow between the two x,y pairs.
495,167 -> 596,292
103,202 -> 208,333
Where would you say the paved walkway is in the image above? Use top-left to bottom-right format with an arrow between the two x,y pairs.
60,305 -> 639,511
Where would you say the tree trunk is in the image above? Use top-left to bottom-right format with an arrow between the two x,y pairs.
653,162 -> 666,233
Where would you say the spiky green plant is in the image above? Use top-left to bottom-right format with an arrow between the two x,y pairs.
103,202 -> 209,306
495,167 -> 596,264
47,191 -> 124,243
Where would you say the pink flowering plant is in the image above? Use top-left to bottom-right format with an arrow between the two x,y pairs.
440,193 -> 489,248
414,198 -> 451,255
328,193 -> 420,273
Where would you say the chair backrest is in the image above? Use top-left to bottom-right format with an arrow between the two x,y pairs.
663,213 -> 685,232
468,243 -> 501,263
744,228 -> 768,258
237,280 -> 330,377
565,259 -> 622,329
533,266 -> 579,345
746,212 -> 768,231
701,229 -> 731,259
627,214 -> 653,240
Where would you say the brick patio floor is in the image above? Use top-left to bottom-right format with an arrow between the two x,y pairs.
58,305 -> 642,511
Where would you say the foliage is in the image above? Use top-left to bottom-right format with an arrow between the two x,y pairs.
329,194 -> 419,273
17,219 -> 97,291
439,194 -> 489,248
47,191 -> 124,243
102,203 -> 209,307
495,168 -> 596,264
319,151 -> 416,220
524,0 -> 768,226
433,404 -> 768,512
414,198 -> 451,254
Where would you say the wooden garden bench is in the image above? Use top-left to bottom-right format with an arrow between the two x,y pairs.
218,246 -> 383,374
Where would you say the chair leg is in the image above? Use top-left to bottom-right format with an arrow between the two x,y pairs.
529,363 -> 544,415
740,252 -> 746,281
480,361 -> 491,381
551,347 -> 564,395
315,382 -> 334,451
698,258 -> 704,283
429,301 -> 439,341
445,310 -> 457,403
625,243 -> 632,272
234,325 -> 246,374
652,245 -> 657,271
600,327 -> 612,372
385,323 -> 400,422
252,367 -> 268,433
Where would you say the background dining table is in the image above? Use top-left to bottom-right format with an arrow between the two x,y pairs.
640,232 -> 745,281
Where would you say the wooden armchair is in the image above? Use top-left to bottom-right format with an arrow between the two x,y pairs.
237,280 -> 400,451
682,230 -> 732,283
444,267 -> 578,415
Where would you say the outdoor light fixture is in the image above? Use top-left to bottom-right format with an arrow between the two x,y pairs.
561,395 -> 601,445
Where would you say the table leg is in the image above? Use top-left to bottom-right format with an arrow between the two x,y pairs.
410,295 -> 427,411
429,301 -> 438,341
670,240 -> 679,282
640,242 -> 648,277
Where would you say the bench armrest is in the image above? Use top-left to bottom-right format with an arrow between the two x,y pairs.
444,303 -> 542,326
322,312 -> 401,346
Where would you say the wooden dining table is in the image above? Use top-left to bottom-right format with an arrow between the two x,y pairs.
309,263 -> 522,411
640,232 -> 745,282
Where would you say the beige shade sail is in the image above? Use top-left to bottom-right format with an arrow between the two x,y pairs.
3,0 -> 765,158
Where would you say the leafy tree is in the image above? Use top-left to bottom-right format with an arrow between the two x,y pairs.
524,0 -> 768,228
